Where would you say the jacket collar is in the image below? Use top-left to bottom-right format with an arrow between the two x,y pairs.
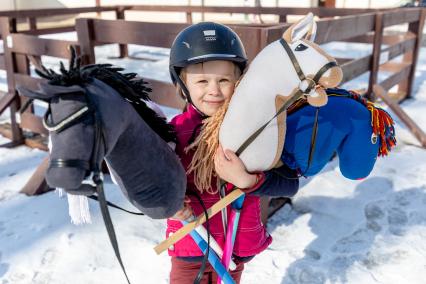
186,104 -> 206,122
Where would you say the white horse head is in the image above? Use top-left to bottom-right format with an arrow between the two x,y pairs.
219,13 -> 343,172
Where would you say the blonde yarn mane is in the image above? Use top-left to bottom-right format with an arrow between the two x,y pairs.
186,98 -> 231,194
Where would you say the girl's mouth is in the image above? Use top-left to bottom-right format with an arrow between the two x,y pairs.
204,100 -> 224,105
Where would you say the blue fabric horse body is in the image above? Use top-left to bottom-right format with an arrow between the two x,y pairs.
282,89 -> 381,180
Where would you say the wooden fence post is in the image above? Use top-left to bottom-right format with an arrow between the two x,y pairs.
0,17 -> 24,146
367,12 -> 384,101
398,8 -> 426,99
96,0 -> 102,17
278,14 -> 287,23
28,17 -> 37,33
186,11 -> 193,24
115,7 -> 128,58
75,18 -> 96,65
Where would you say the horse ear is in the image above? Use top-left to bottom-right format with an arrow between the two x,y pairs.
17,85 -> 52,102
283,12 -> 315,43
306,20 -> 317,42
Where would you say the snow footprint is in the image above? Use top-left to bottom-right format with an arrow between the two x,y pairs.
0,221 -> 5,236
41,249 -> 56,266
331,228 -> 373,254
331,200 -> 386,254
287,265 -> 326,284
387,207 -> 408,236
0,252 -> 10,278
31,248 -> 57,284
362,249 -> 409,269
364,201 -> 386,233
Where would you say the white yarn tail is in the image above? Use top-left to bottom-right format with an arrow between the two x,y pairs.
57,188 -> 92,224
67,194 -> 92,225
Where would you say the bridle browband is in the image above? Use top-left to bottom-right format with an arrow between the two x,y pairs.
235,38 -> 338,156
43,105 -> 90,133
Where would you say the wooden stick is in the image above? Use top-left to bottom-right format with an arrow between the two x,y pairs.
154,189 -> 244,255
373,84 -> 426,148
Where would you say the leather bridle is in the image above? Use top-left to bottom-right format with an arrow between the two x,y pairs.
235,38 -> 339,156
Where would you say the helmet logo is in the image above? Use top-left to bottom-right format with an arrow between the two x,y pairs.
203,30 -> 216,41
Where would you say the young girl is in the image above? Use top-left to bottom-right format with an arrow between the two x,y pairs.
167,22 -> 299,284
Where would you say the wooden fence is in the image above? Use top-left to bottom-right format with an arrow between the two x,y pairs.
0,5 -> 424,220
0,5 -> 424,146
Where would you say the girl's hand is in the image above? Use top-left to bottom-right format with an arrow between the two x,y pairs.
170,196 -> 193,221
214,144 -> 257,189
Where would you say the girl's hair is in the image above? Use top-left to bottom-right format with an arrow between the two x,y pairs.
178,61 -> 243,193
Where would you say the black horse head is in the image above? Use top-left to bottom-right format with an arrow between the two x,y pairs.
18,47 -> 185,218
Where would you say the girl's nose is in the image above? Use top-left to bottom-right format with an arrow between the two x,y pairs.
207,81 -> 221,96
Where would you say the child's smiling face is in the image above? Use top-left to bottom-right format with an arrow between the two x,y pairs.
184,60 -> 239,116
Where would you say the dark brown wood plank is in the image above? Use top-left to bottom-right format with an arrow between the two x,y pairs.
263,23 -> 290,44
380,61 -> 410,73
75,18 -> 96,65
368,13 -> 384,97
14,74 -> 43,90
20,112 -> 48,136
404,8 -> 426,98
340,55 -> 371,83
0,54 -> 4,70
125,5 -> 378,17
146,79 -> 185,109
115,7 -> 129,58
388,91 -> 407,102
21,26 -> 75,36
0,92 -> 16,115
382,35 -> 416,59
336,57 -> 354,64
0,17 -> 24,143
0,6 -> 117,18
342,33 -> 413,45
382,8 -> 421,27
0,123 -> 48,150
9,34 -> 77,58
91,19 -> 188,47
20,156 -> 53,196
339,33 -> 374,44
229,25 -> 263,61
374,84 -> 426,148
379,64 -> 411,91
315,13 -> 376,44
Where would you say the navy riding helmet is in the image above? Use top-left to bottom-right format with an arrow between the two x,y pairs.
169,22 -> 248,100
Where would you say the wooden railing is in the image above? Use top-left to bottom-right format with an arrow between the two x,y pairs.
0,5 -> 424,215
0,6 -> 424,146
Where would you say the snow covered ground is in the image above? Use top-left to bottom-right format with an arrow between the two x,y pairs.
1,32 -> 426,284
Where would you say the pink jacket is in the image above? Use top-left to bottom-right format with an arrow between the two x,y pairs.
167,104 -> 272,258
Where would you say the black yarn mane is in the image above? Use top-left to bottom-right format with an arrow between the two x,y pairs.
35,47 -> 176,143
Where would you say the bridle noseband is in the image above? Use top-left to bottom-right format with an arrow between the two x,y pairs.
45,90 -> 102,187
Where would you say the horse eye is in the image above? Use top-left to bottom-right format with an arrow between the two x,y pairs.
295,44 -> 308,51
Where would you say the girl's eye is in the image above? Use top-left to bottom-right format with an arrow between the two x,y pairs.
197,80 -> 208,84
219,79 -> 230,83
